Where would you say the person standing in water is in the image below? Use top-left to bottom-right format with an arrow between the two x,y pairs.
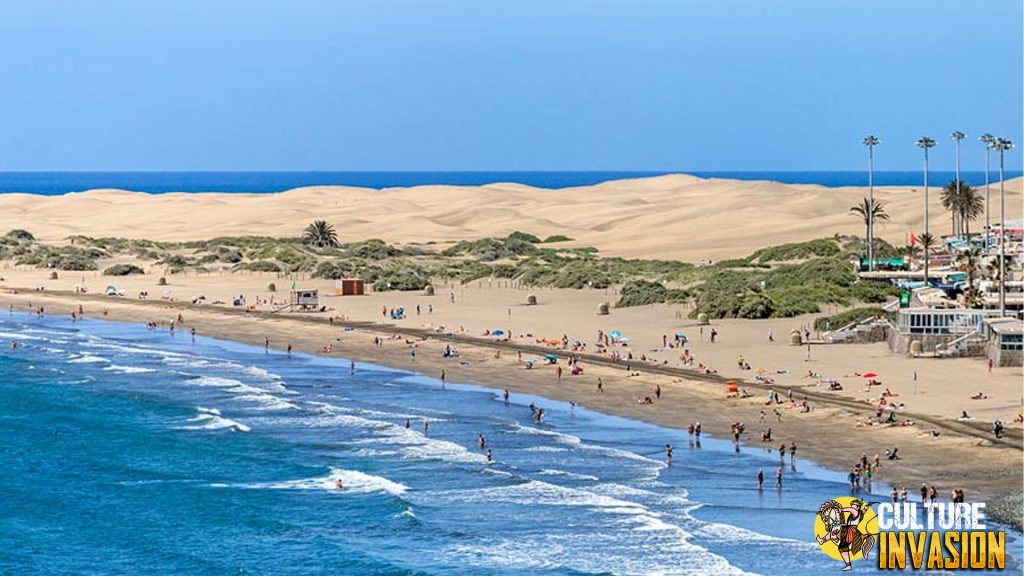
478,434 -> 486,449
350,360 -> 355,374
486,449 -> 493,463
757,468 -> 765,490
665,444 -> 673,465
775,466 -> 783,489
264,337 -> 270,354
440,369 -> 446,387
503,389 -> 510,405
286,343 -> 292,357
423,420 -> 429,434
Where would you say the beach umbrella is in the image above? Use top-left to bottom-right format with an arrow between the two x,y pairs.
544,354 -> 557,361
609,330 -> 623,339
863,372 -> 878,379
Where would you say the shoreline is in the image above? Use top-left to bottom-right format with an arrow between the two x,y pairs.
4,287 -> 1021,528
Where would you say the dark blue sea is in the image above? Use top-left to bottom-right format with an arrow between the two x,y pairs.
1,313 -> 1021,575
0,171 -> 1019,195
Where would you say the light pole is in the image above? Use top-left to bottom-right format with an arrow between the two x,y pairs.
951,131 -> 965,238
992,137 -> 1014,316
863,135 -> 880,271
916,137 -> 936,241
980,133 -> 995,251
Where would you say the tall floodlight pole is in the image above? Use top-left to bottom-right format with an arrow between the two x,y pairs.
951,131 -> 965,238
916,137 -> 936,241
993,137 -> 1014,316
980,133 -> 995,251
863,135 -> 880,271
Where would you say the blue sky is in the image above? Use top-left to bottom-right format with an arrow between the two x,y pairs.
0,0 -> 1020,171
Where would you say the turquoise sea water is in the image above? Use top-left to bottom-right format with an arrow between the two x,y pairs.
0,171 -> 1019,195
1,314 -> 1019,575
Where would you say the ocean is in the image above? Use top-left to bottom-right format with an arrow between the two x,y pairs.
0,171 -> 1020,195
1,313 -> 1019,575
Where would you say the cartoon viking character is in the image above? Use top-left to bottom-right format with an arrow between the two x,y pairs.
816,499 -> 875,571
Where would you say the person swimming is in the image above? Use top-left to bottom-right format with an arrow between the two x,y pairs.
335,479 -> 343,491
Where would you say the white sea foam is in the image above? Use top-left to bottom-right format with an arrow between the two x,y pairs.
179,410 -> 251,433
68,353 -> 108,364
536,469 -> 599,481
103,364 -> 157,374
230,467 -> 407,496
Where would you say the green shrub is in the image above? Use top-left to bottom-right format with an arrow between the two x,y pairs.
542,234 -> 573,243
103,264 -> 145,276
6,229 -> 34,242
238,260 -> 282,273
616,280 -> 689,307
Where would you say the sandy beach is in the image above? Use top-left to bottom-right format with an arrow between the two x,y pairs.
4,277 -> 1021,506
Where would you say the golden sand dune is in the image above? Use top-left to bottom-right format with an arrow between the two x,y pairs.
6,175 -> 1021,261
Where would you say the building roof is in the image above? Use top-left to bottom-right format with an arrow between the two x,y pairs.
986,317 -> 1024,335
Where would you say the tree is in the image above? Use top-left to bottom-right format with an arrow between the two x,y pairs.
918,232 -> 937,286
956,248 -> 983,307
957,186 -> 984,240
302,220 -> 339,248
849,198 -> 890,262
940,179 -> 982,239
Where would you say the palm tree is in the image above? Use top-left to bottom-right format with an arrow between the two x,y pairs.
956,248 -> 982,307
850,198 -> 890,265
957,185 -> 984,240
302,220 -> 339,248
918,232 -> 936,286
940,180 -> 983,238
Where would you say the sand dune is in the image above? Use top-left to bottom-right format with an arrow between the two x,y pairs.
5,175 -> 1021,261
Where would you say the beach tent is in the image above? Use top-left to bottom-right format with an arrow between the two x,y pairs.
609,330 -> 623,340
105,285 -> 117,296
726,381 -> 739,395
492,330 -> 505,336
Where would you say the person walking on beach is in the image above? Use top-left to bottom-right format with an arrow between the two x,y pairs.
655,384 -> 661,400
778,443 -> 786,462
920,484 -> 928,503
665,444 -> 673,466
286,343 -> 292,357
410,348 -> 416,362
710,329 -> 717,344
929,486 -> 938,503
757,468 -> 764,490
789,442 -> 797,465
556,366 -> 562,380
190,327 -> 196,343
264,337 -> 270,353
597,378 -> 603,393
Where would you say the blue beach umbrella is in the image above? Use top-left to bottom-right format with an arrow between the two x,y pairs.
492,330 -> 505,336
609,330 -> 623,339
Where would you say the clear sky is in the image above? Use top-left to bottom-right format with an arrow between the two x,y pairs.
0,0 -> 1020,171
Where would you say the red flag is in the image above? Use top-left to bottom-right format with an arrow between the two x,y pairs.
909,232 -> 917,246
